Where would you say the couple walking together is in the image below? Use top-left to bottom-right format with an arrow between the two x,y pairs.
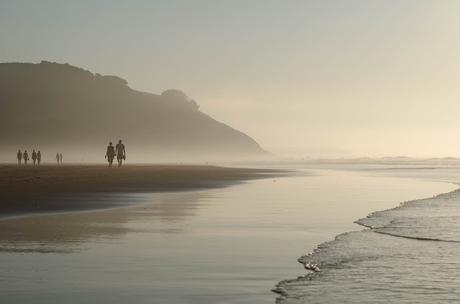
105,140 -> 126,167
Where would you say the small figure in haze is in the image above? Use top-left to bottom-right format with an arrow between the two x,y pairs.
17,149 -> 22,165
23,150 -> 29,165
56,153 -> 60,165
59,153 -> 63,165
115,139 -> 126,167
105,142 -> 115,167
32,149 -> 37,165
37,150 -> 42,165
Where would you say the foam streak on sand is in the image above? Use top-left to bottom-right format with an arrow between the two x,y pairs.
275,186 -> 460,304
0,165 -> 278,218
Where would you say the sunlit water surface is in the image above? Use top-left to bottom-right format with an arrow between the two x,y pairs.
0,166 -> 458,303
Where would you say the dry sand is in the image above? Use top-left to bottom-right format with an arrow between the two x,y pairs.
0,164 -> 278,217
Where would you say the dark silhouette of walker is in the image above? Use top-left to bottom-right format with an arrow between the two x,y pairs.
116,140 -> 126,167
32,149 -> 37,165
105,142 -> 115,167
37,151 -> 42,165
23,150 -> 29,165
17,149 -> 22,165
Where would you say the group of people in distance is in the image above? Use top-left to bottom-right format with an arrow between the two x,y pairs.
106,139 -> 126,167
17,149 -> 41,165
15,140 -> 126,167
56,153 -> 63,165
16,149 -> 63,166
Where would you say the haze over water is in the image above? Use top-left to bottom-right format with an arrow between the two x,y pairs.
3,1 -> 460,303
3,1 -> 460,158
0,164 -> 456,303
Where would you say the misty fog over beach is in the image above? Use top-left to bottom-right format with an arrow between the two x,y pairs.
3,1 -> 460,303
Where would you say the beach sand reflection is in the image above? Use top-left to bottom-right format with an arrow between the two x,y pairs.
0,192 -> 206,253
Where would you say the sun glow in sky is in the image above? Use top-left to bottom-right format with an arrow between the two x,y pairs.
2,0 -> 460,157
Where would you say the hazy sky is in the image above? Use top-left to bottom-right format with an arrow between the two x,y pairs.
2,0 -> 460,157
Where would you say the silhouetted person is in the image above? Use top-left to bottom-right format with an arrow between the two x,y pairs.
105,142 -> 115,167
23,150 -> 29,165
56,153 -> 60,165
17,149 -> 22,165
32,149 -> 37,165
37,150 -> 41,165
59,153 -> 63,165
115,139 -> 126,167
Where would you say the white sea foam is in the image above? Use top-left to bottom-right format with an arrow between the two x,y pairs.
276,185 -> 460,303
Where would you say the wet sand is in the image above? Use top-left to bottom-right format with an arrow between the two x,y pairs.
0,164 -> 277,217
0,167 -> 456,304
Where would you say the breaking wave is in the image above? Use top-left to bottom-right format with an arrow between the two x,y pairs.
274,187 -> 460,303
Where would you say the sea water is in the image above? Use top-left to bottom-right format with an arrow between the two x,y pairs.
0,165 -> 457,303
276,165 -> 460,303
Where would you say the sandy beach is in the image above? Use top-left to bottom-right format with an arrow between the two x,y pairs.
0,164 -> 277,217
0,166 -> 456,304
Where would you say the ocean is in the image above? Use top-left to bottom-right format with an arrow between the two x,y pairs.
0,164 -> 458,303
276,164 -> 460,303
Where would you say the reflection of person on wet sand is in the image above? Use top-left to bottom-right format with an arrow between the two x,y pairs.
115,139 -> 126,167
105,142 -> 115,167
17,150 -> 22,165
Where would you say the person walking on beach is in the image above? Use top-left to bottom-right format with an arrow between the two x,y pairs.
37,150 -> 42,165
115,139 -> 126,167
17,149 -> 22,165
56,153 -> 60,165
32,149 -> 37,165
23,150 -> 29,165
59,153 -> 63,165
105,142 -> 115,167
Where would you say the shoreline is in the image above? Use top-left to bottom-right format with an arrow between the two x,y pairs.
1,165 -> 456,303
0,164 -> 283,218
273,177 -> 459,301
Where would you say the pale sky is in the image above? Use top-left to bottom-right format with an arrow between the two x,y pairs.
2,0 -> 460,158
